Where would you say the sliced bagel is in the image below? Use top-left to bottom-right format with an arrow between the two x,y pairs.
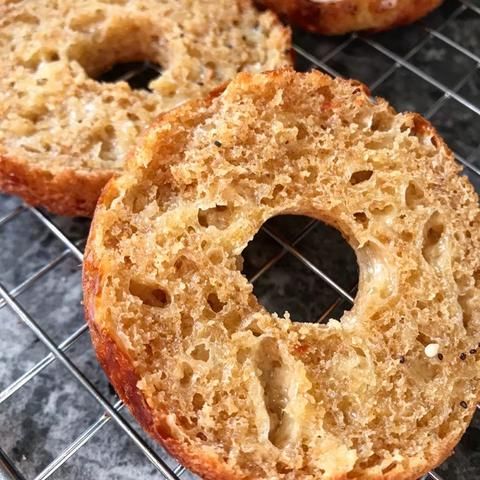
84,69 -> 480,479
0,0 -> 290,216
256,0 -> 443,35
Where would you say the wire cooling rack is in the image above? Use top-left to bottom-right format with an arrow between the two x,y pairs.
1,1 -> 480,479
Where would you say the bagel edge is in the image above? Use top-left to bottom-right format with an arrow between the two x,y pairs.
83,70 -> 479,480
256,0 -> 444,35
83,88 -> 241,479
0,154 -> 113,216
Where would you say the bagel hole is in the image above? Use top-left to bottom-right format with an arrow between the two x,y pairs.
241,215 -> 358,324
97,61 -> 162,91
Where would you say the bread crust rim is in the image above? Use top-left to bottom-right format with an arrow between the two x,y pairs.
256,0 -> 443,35
82,69 -> 477,480
0,153 -> 113,217
82,193 -> 470,480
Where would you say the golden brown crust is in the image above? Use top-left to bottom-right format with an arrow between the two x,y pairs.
83,240 -> 241,480
83,69 -> 480,479
83,250 -> 474,480
256,0 -> 443,35
0,154 -> 113,217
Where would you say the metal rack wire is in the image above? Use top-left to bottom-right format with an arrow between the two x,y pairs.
1,1 -> 480,478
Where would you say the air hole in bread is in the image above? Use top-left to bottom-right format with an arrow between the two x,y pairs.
192,393 -> 205,410
276,462 -> 293,474
416,332 -> 435,347
369,204 -> 394,216
349,170 -> 373,185
180,314 -> 194,338
207,292 -> 226,313
458,292 -> 474,332
296,123 -> 308,140
357,241 -> 394,300
180,363 -> 193,386
223,311 -> 242,334
422,213 -> 446,269
406,269 -> 420,286
354,212 -> 369,228
198,205 -> 231,229
261,185 -> 284,206
371,111 -> 393,132
405,181 -> 425,209
416,300 -> 428,310
207,247 -> 223,265
103,231 -> 120,249
14,12 -> 40,25
131,192 -> 150,213
191,344 -> 210,362
236,347 -> 249,364
174,255 -> 197,275
129,279 -> 170,307
437,418 -> 451,440
401,230 -> 414,242
178,414 -> 196,429
256,337 -> 291,448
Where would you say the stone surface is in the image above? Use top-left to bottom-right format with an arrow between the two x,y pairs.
1,1 -> 480,478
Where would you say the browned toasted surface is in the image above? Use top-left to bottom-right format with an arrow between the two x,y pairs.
256,0 -> 443,35
0,154 -> 113,217
0,0 -> 290,216
84,69 -> 480,479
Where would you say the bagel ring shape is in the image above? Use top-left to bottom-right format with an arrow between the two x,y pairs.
0,0 -> 290,216
256,0 -> 443,35
84,70 -> 480,480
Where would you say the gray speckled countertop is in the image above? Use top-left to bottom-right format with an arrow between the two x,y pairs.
1,1 -> 480,479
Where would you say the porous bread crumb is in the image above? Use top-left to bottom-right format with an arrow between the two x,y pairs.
84,69 -> 480,480
0,0 -> 290,215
